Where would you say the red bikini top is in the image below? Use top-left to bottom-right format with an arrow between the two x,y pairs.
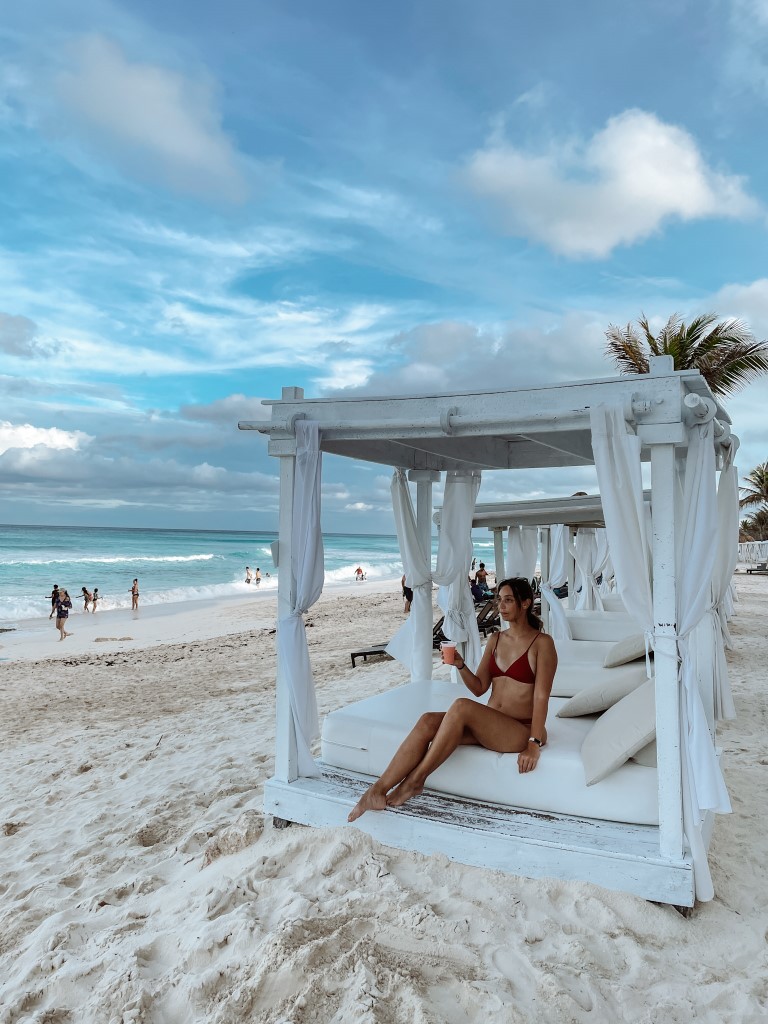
488,632 -> 539,685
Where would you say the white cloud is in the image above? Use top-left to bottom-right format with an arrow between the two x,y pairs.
0,421 -> 90,455
465,109 -> 760,258
345,501 -> 374,512
313,359 -> 374,391
713,278 -> 768,336
55,34 -> 247,201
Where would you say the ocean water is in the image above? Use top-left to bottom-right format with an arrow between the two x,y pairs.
0,524 -> 499,624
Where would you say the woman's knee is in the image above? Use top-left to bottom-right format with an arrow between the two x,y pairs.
446,697 -> 475,719
416,712 -> 443,736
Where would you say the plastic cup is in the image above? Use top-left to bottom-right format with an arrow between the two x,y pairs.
441,641 -> 456,665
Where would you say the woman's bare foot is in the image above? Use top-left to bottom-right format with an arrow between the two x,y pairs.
348,786 -> 388,822
386,776 -> 425,807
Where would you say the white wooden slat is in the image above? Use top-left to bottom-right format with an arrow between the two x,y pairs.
264,771 -> 694,906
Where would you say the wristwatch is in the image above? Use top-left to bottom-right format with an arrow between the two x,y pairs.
529,737 -> 543,747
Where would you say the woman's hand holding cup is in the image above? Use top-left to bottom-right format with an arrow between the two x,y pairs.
440,641 -> 456,665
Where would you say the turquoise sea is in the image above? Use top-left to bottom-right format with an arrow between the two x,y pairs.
0,524 -> 499,625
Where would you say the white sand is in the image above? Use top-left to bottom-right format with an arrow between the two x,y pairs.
1,577 -> 767,1023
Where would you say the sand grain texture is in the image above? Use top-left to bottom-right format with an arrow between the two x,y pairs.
1,582 -> 767,1023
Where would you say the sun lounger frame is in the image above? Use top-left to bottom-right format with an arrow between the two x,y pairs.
243,359 -> 737,906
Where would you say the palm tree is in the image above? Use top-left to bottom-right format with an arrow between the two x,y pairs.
740,507 -> 768,542
604,313 -> 768,398
739,461 -> 768,510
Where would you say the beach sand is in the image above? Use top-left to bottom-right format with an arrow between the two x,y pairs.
1,577 -> 766,1023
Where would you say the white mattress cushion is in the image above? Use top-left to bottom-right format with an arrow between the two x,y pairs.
581,680 -> 656,785
556,663 -> 648,716
554,639 -> 615,664
549,660 -> 648,699
565,610 -> 640,642
631,739 -> 657,767
322,680 -> 658,825
603,633 -> 647,668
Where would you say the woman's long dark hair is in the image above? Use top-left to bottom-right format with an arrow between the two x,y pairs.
496,577 -> 542,631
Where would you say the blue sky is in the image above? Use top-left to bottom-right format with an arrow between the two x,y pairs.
2,0 -> 768,533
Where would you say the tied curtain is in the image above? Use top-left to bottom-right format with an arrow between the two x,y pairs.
505,526 -> 538,580
276,420 -> 324,778
540,524 -> 572,639
590,405 -> 730,903
571,529 -> 603,611
387,469 -> 483,678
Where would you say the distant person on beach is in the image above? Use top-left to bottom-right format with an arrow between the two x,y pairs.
471,558 -> 476,571
255,568 -> 261,584
245,566 -> 254,584
47,584 -> 59,619
55,589 -> 73,641
475,562 -> 489,588
131,578 -> 139,610
348,577 -> 557,822
401,574 -> 413,613
81,587 -> 93,612
92,588 -> 99,612
355,566 -> 365,582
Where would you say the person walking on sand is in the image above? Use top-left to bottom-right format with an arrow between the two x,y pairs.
348,578 -> 557,822
131,578 -> 139,610
81,586 -> 93,612
92,588 -> 99,612
55,589 -> 73,641
47,584 -> 59,619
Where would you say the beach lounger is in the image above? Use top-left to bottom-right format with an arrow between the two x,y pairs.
746,562 -> 768,575
475,600 -> 500,637
350,643 -> 392,668
432,616 -> 447,648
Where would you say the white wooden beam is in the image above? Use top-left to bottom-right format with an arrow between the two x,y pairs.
650,444 -> 684,860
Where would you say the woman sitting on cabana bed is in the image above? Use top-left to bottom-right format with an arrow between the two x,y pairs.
348,578 -> 558,821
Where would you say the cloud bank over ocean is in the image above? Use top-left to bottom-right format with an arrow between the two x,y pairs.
2,2 -> 768,530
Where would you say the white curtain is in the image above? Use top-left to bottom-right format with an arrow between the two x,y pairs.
505,526 -> 538,580
387,469 -> 483,678
589,407 -> 654,638
437,472 -> 484,674
540,524 -> 572,640
675,419 -> 732,900
591,405 -> 731,903
276,420 -> 324,779
594,528 -> 614,595
572,529 -> 603,611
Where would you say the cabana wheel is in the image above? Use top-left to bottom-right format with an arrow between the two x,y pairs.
272,816 -> 293,830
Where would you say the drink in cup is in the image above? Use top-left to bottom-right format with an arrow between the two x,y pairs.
441,641 -> 457,665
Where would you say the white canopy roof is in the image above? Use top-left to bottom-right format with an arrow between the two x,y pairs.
243,366 -> 733,471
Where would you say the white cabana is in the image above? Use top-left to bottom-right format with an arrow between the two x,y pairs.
241,358 -> 738,907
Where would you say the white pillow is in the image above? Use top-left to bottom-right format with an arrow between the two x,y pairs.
631,739 -> 657,767
603,633 -> 646,668
556,663 -> 647,717
580,680 -> 656,785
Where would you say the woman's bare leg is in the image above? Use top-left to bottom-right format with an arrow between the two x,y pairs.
387,699 -> 530,807
347,712 -> 444,821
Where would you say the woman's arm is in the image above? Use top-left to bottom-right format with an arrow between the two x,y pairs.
518,634 -> 558,772
452,637 -> 494,697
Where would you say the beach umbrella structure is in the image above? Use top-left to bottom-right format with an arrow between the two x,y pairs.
240,356 -> 739,907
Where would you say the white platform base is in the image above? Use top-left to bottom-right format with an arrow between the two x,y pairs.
264,765 -> 696,907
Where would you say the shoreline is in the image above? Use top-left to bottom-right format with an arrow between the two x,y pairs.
0,575 -> 402,663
